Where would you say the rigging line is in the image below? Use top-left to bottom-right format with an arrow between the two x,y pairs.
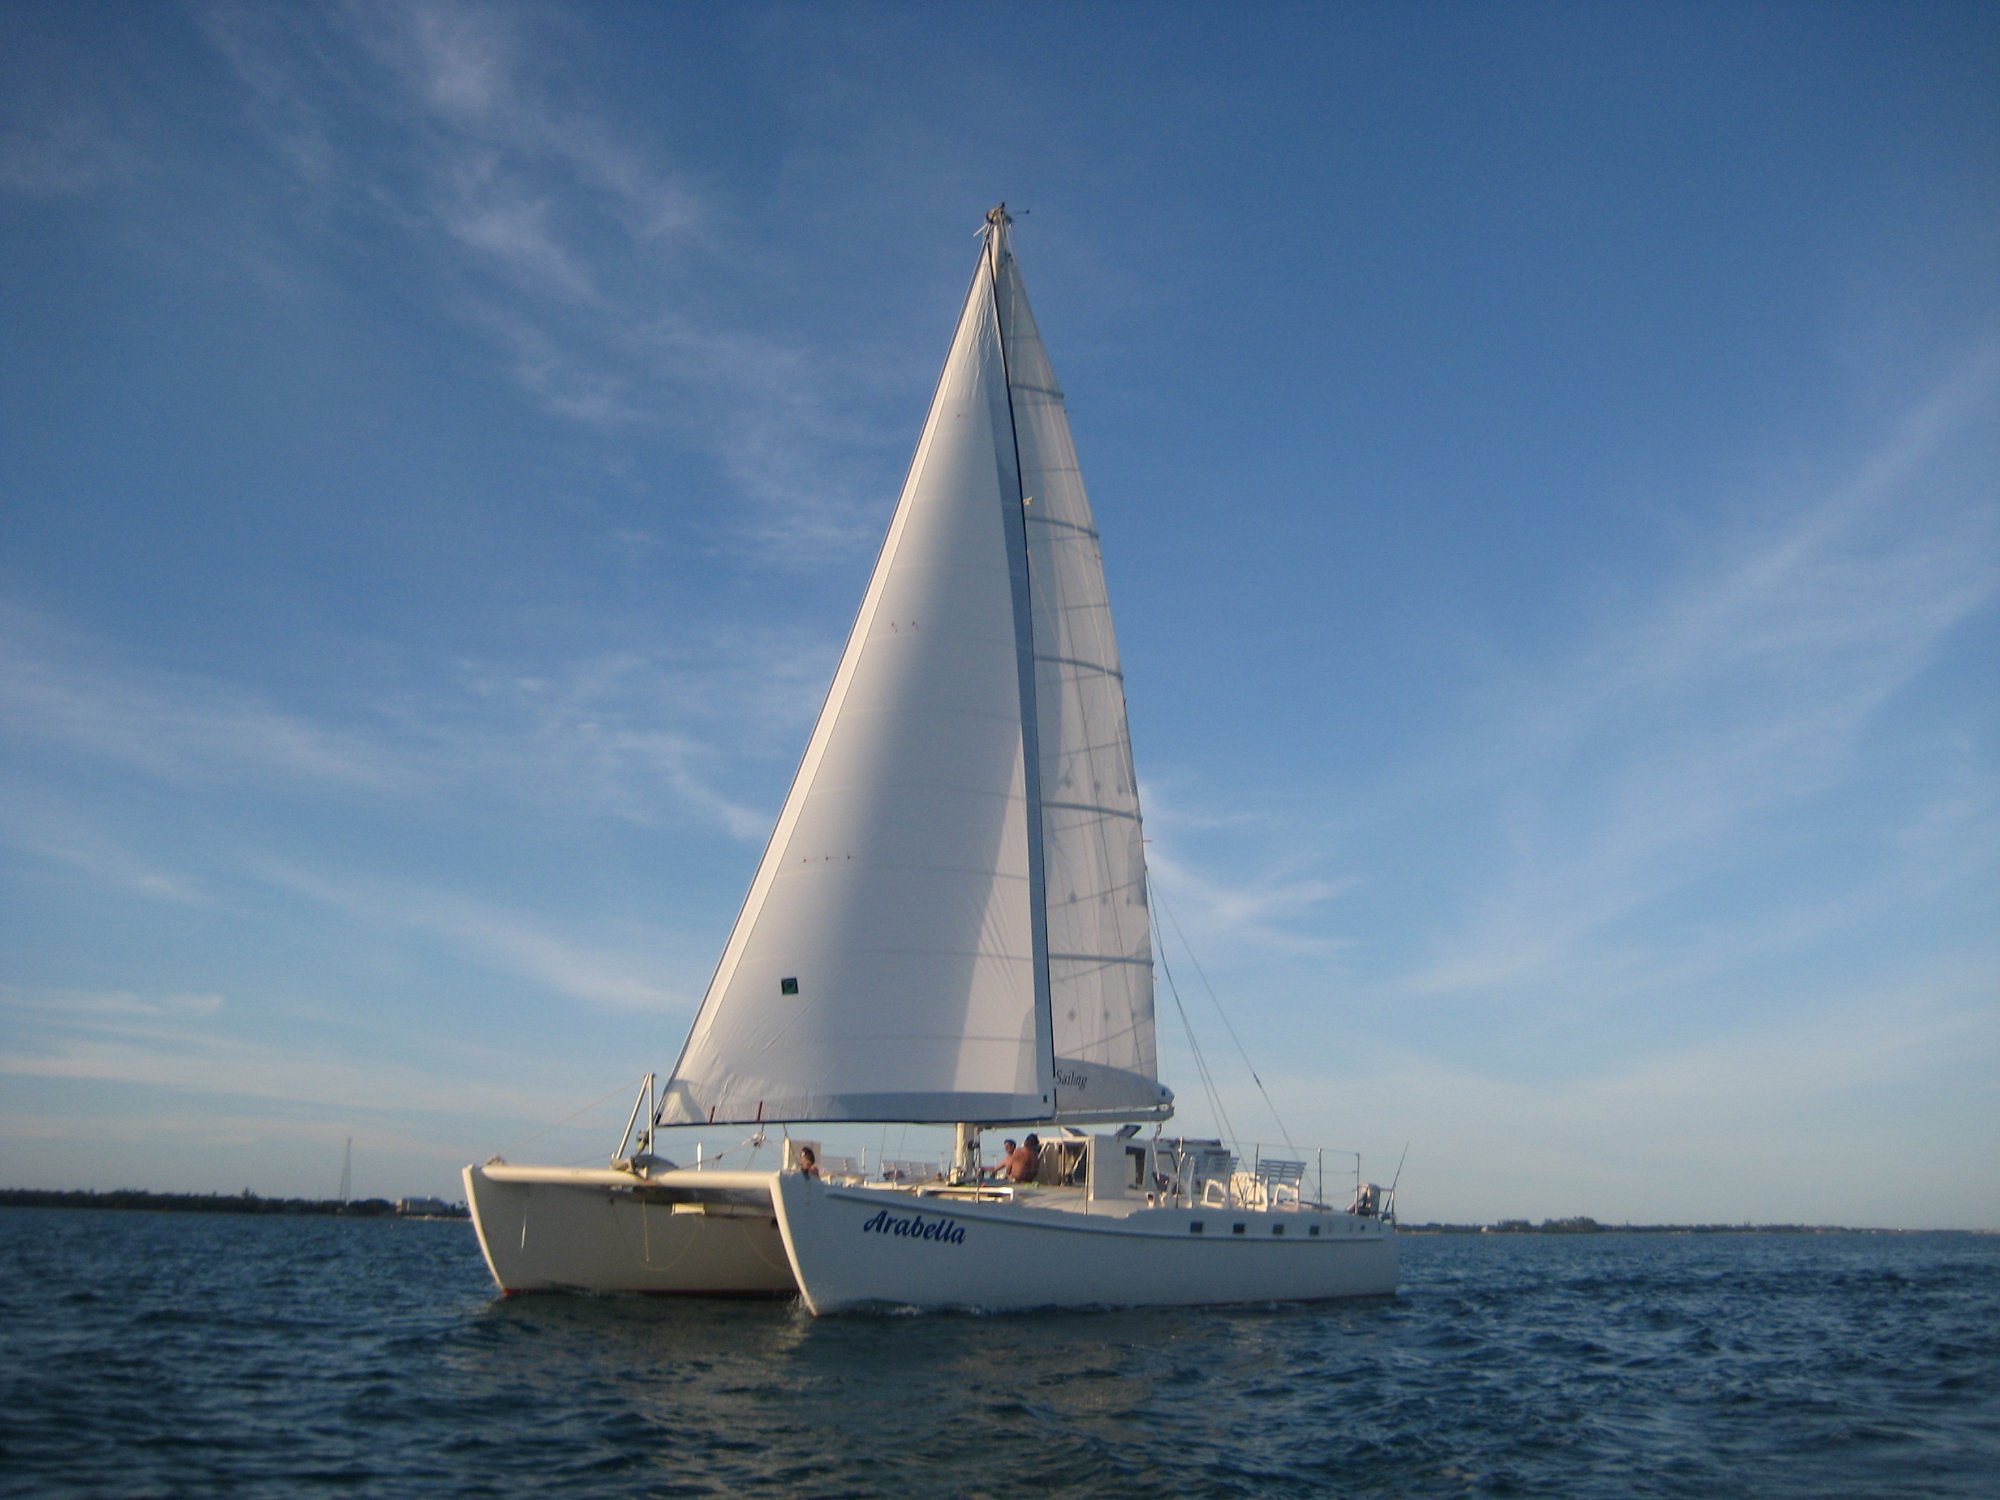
496,1076 -> 647,1165
1154,934 -> 1235,1148
704,1129 -> 773,1167
1150,877 -> 1297,1155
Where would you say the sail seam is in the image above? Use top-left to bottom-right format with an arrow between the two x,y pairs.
1025,514 -> 1099,539
1034,654 -> 1122,679
1041,800 -> 1140,820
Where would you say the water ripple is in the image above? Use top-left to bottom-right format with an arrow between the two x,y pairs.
1,1214 -> 1997,1497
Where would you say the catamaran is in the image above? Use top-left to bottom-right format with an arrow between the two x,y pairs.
464,205 -> 1398,1312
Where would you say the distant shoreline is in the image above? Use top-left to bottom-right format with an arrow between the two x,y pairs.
5,1190 -> 1967,1232
0,1187 -> 468,1219
1404,1218 -> 1953,1235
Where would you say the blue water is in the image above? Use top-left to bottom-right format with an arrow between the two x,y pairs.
0,1212 -> 1994,1497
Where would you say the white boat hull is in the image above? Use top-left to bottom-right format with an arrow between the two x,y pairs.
464,1163 -> 794,1295
770,1175 -> 1398,1315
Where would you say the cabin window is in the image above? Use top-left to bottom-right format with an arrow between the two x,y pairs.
1189,1221 -> 1204,1234
1273,1224 -> 1284,1236
1232,1222 -> 1245,1235
1309,1225 -> 1321,1237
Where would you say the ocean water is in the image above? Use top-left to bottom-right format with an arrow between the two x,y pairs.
0,1211 -> 1994,1497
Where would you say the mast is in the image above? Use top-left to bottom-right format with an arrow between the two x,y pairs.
982,202 -> 1059,1125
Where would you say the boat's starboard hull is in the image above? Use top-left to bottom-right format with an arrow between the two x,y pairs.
770,1175 -> 1398,1315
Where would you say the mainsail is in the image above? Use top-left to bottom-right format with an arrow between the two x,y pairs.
659,208 -> 1168,1127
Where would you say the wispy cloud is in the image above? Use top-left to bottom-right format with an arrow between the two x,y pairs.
0,22 -> 145,199
441,169 -> 600,302
253,861 -> 684,1012
438,642 -> 807,841
369,1 -> 701,244
1143,842 -> 1355,967
464,301 -> 647,424
1258,954 -> 2000,1225
1133,772 -> 1358,962
0,793 -> 209,904
0,107 -> 135,199
0,606 -> 806,1009
0,974 -> 690,1199
0,600 -> 802,848
192,1 -> 898,564
0,605 -> 410,793
1402,351 -> 2000,1000
0,982 -> 582,1124
3,986 -> 225,1023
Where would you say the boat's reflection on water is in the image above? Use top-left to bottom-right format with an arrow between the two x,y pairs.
449,1287 -> 1400,1490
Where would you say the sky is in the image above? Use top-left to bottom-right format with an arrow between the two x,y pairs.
2,2 -> 1995,1227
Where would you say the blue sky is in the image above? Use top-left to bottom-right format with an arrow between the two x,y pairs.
2,2 -> 1994,1226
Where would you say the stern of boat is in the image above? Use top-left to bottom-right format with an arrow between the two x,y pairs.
464,1161 -> 794,1296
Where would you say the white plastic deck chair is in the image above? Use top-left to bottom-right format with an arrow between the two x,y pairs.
1256,1158 -> 1307,1210
1196,1150 -> 1238,1208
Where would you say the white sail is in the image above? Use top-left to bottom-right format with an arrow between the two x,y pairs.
659,232 -> 1052,1126
992,236 -> 1170,1123
659,209 -> 1168,1128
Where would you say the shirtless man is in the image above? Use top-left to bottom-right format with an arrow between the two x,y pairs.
1002,1134 -> 1040,1184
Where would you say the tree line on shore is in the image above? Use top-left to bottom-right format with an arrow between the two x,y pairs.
0,1187 -> 467,1218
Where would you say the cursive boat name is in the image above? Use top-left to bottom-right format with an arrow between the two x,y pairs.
860,1209 -> 967,1245
1055,1068 -> 1088,1089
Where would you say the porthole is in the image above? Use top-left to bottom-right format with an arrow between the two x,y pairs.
1232,1222 -> 1246,1235
1189,1220 -> 1204,1234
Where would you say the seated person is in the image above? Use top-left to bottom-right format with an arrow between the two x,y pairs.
989,1140 -> 1018,1181
1001,1135 -> 1040,1184
797,1145 -> 819,1179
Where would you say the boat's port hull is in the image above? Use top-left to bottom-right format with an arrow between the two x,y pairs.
463,1164 -> 795,1295
771,1174 -> 1398,1315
